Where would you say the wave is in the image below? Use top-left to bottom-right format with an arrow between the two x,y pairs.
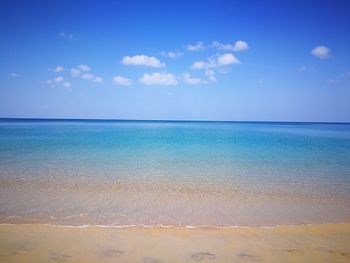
1,221 -> 348,229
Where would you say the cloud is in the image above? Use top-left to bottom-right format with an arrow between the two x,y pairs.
161,51 -> 182,59
187,42 -> 205,51
233,40 -> 249,51
55,66 -> 64,73
78,64 -> 91,71
205,69 -> 216,82
70,68 -> 81,77
183,70 -> 215,83
54,76 -> 64,83
212,40 -> 249,51
62,81 -> 71,88
191,61 -> 210,70
217,53 -> 240,65
139,72 -> 177,85
70,64 -> 101,84
47,77 -> 71,90
212,41 -> 233,51
10,73 -> 20,78
311,45 -> 330,59
121,55 -> 165,67
81,73 -> 94,80
182,73 -> 206,85
70,64 -> 90,77
94,76 -> 103,83
191,53 -> 240,70
113,75 -> 132,86
59,32 -> 73,40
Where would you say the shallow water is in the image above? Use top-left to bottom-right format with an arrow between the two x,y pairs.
0,119 -> 350,226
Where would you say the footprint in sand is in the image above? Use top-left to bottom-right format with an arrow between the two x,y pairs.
1,243 -> 31,257
101,248 -> 124,258
283,249 -> 303,255
237,253 -> 259,260
328,250 -> 350,258
191,252 -> 216,261
143,256 -> 163,263
49,252 -> 71,262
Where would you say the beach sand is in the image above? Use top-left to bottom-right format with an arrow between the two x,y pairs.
0,223 -> 349,262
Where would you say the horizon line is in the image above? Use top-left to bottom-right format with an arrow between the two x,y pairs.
0,117 -> 349,125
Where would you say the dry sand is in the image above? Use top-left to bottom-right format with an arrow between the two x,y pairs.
0,223 -> 350,263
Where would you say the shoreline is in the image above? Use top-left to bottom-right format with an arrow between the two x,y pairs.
1,223 -> 350,262
1,220 -> 350,229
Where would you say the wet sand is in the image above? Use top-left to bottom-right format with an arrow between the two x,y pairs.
0,223 -> 350,262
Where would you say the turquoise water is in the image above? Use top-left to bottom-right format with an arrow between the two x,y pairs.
1,119 -> 350,226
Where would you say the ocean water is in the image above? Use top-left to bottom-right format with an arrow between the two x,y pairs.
0,119 -> 350,226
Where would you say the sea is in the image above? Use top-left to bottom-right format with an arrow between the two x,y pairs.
0,119 -> 350,227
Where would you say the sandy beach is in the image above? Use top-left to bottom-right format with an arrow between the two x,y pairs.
1,223 -> 350,263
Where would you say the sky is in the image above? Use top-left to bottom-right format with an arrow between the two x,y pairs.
0,0 -> 350,122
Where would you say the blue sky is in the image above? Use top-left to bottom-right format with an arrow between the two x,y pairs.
0,0 -> 350,122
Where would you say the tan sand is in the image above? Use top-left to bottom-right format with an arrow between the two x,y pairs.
0,223 -> 350,263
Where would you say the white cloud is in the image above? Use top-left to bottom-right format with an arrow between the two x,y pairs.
183,73 -> 206,85
311,45 -> 330,59
161,51 -> 182,59
205,69 -> 216,82
217,53 -> 240,65
10,73 -> 20,78
47,78 -> 71,90
121,55 -> 165,67
94,76 -> 103,83
191,53 -> 240,70
187,42 -> 205,51
78,64 -> 91,71
70,68 -> 81,77
212,40 -> 249,51
54,76 -> 64,83
139,72 -> 177,85
233,40 -> 249,51
212,41 -> 233,51
70,64 -> 101,83
62,81 -> 71,88
70,64 -> 90,77
191,61 -> 210,70
55,66 -> 64,73
59,32 -> 73,40
81,73 -> 94,80
113,75 -> 132,86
